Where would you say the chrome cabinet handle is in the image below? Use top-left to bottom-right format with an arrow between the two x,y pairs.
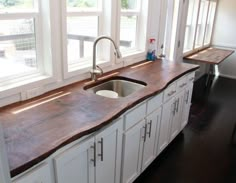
172,101 -> 176,115
189,77 -> 194,81
185,90 -> 190,104
176,98 -> 180,113
142,124 -> 147,142
168,90 -> 176,97
90,142 -> 96,167
180,83 -> 187,88
147,120 -> 153,138
98,138 -> 104,161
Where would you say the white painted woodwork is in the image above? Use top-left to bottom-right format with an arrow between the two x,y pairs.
158,97 -> 174,154
95,120 -> 122,183
181,83 -> 194,130
13,164 -> 52,183
122,120 -> 145,183
147,93 -> 163,115
169,90 -> 185,142
124,103 -> 146,131
54,137 -> 95,183
54,119 -> 122,183
142,108 -> 162,171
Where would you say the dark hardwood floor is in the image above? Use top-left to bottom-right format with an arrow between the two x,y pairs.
134,75 -> 236,183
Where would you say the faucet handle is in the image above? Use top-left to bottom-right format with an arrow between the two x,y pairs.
96,65 -> 103,75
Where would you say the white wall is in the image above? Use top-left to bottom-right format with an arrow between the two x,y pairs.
212,0 -> 236,79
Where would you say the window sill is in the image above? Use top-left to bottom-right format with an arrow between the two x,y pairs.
65,60 -> 111,79
0,72 -> 52,93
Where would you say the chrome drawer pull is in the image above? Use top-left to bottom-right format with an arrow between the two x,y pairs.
147,120 -> 153,138
98,138 -> 104,161
90,142 -> 96,167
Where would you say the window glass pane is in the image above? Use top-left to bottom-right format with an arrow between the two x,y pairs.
0,0 -> 37,12
183,0 -> 200,53
0,19 -> 37,79
194,0 -> 209,48
121,0 -> 138,10
120,16 -> 137,50
67,0 -> 98,10
67,16 -> 98,65
204,1 -> 216,45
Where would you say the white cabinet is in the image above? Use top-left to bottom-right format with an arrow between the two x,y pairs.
95,121 -> 122,183
142,108 -> 162,171
158,97 -> 174,154
122,95 -> 163,183
122,119 -> 145,183
54,119 -> 122,183
169,90 -> 185,142
54,137 -> 94,183
13,163 -> 52,183
158,73 -> 194,154
181,76 -> 194,130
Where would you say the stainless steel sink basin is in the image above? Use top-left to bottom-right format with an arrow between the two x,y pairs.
84,77 -> 146,98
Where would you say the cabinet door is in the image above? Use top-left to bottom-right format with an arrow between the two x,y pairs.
181,83 -> 193,130
142,108 -> 162,171
122,120 -> 146,183
95,119 -> 122,183
13,164 -> 52,183
169,91 -> 185,142
54,137 -> 95,183
158,98 -> 174,154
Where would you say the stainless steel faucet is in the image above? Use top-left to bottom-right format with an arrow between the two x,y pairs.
90,36 -> 122,81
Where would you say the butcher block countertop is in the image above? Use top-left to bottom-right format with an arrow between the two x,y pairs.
0,60 -> 199,177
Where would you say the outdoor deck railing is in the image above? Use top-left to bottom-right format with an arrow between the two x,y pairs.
0,33 -> 131,58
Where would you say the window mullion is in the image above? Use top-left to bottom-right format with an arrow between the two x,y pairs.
0,12 -> 38,20
67,11 -> 101,17
192,0 -> 201,52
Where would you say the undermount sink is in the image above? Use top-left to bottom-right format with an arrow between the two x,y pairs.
84,77 -> 147,98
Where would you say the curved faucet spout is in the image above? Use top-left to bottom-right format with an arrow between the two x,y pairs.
90,36 -> 122,81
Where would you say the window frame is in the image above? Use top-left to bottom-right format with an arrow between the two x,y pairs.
62,0 -> 114,78
0,3 -> 44,83
117,0 -> 149,59
183,0 -> 218,57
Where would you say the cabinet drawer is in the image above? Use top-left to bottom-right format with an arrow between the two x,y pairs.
147,92 -> 163,115
163,82 -> 176,103
176,76 -> 187,93
187,72 -> 195,84
124,102 -> 146,130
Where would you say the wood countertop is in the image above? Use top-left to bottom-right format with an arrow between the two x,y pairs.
0,60 -> 199,177
184,47 -> 234,65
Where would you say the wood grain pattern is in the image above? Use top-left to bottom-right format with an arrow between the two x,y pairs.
0,60 -> 199,177
184,47 -> 234,65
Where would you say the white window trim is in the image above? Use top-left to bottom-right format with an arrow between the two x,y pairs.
0,1 -> 54,87
116,0 -> 149,63
183,0 -> 218,56
62,0 -> 116,79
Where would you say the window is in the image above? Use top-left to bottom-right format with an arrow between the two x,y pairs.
183,0 -> 200,53
194,0 -> 209,48
183,0 -> 217,55
63,0 -> 149,76
65,0 -> 103,72
204,0 -> 217,45
0,0 -> 40,80
119,0 -> 148,55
